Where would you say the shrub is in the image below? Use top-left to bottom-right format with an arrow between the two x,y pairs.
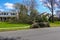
27,20 -> 33,24
36,15 -> 48,23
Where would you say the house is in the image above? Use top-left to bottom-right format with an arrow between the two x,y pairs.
56,10 -> 60,18
0,11 -> 18,21
40,12 -> 51,20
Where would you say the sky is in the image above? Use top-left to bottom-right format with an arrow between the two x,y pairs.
0,0 -> 23,12
0,0 -> 54,13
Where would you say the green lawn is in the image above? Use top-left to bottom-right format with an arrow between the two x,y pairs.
50,21 -> 60,27
0,22 -> 30,31
0,21 -> 60,31
0,22 -> 30,28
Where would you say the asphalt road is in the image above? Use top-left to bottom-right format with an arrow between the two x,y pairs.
0,27 -> 60,40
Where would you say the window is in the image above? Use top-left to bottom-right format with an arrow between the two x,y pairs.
11,13 -> 16,15
4,13 -> 6,15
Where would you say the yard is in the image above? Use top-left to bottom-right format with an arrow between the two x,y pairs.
0,22 -> 30,31
50,21 -> 60,27
0,21 -> 60,31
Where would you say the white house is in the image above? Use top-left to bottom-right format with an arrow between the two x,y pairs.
40,12 -> 51,20
56,10 -> 60,18
0,11 -> 18,21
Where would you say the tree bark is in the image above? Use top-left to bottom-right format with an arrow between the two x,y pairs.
51,0 -> 54,23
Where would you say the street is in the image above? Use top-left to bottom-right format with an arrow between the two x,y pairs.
0,27 -> 60,40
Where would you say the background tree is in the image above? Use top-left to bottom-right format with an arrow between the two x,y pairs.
15,3 -> 28,19
12,3 -> 29,23
40,0 -> 60,23
23,0 -> 39,23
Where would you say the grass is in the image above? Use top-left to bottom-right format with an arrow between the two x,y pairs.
0,22 -> 30,28
0,22 -> 30,31
50,21 -> 60,27
0,21 -> 60,31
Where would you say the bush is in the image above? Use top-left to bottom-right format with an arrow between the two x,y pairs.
36,15 -> 48,22
27,20 -> 33,24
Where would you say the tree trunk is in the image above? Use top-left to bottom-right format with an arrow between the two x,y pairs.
51,0 -> 54,23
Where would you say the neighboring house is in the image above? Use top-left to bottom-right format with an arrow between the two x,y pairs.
56,10 -> 60,18
40,12 -> 51,20
0,11 -> 18,21
40,12 -> 58,19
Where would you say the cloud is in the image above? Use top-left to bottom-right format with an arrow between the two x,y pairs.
57,0 -> 60,2
4,2 -> 14,9
44,3 -> 51,8
54,3 -> 58,7
40,0 -> 44,2
0,9 -> 4,11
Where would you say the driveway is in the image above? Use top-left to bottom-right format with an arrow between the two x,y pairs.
0,27 -> 60,40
